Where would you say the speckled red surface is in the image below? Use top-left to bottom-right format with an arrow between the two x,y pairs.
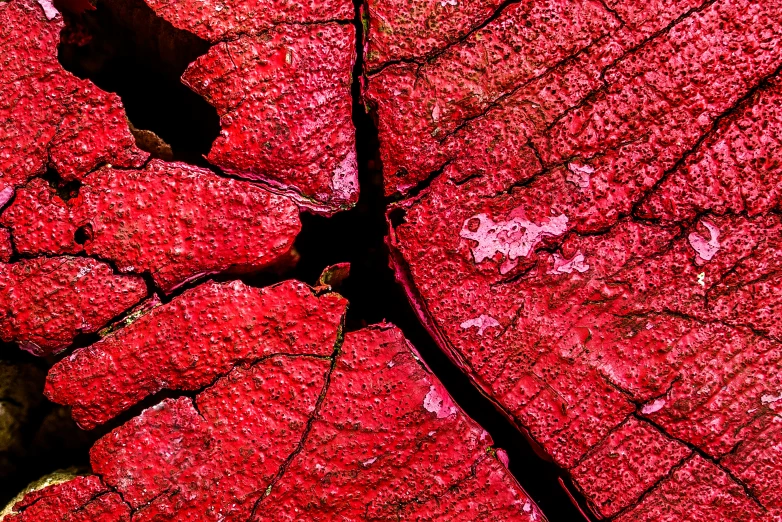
1,160 -> 301,293
5,0 -> 782,517
8,322 -> 543,521
373,0 -> 782,519
0,257 -> 147,356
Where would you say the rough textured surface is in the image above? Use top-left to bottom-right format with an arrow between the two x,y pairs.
181,24 -> 358,213
375,0 -> 782,518
45,280 -> 347,429
3,475 -> 130,522
0,0 -> 147,194
13,320 -> 543,521
142,0 -> 359,214
0,258 -> 147,355
1,160 -> 300,293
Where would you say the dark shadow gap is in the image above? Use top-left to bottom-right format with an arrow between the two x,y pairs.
273,1 -> 593,520
56,0 -> 220,166
5,1 -> 595,519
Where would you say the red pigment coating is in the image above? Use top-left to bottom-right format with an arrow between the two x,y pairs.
4,475 -> 130,522
0,229 -> 11,262
614,456 -> 766,522
0,257 -> 147,356
181,24 -> 358,214
144,0 -> 353,42
0,0 -> 146,195
258,325 -> 542,521
139,0 -> 358,215
1,160 -> 301,293
45,280 -> 347,429
377,0 -> 782,517
91,356 -> 331,521
31,324 -> 543,521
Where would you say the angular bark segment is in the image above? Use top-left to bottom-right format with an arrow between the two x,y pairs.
638,76 -> 782,222
257,325 -> 543,521
134,0 -> 359,214
364,0 -> 503,66
0,257 -> 147,356
22,320 -> 542,520
182,24 -> 358,213
1,160 -> 301,292
570,417 -> 691,518
45,280 -> 347,429
722,415 -> 782,518
0,0 -> 147,194
613,455 -> 766,522
3,475 -> 130,522
144,0 -> 353,42
0,230 -> 11,263
92,356 -> 330,521
376,0 -> 782,517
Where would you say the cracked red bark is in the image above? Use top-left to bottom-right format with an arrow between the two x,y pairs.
374,0 -> 782,518
0,257 -> 147,356
6,315 -> 544,521
1,160 -> 301,293
0,0 -> 147,194
45,280 -> 346,429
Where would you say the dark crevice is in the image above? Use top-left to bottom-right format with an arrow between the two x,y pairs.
272,1 -> 595,520
8,1 -> 598,520
41,168 -> 82,202
56,0 -> 220,167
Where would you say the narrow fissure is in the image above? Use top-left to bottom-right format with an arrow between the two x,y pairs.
2,1 -> 595,520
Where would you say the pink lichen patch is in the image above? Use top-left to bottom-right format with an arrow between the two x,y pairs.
548,251 -> 589,275
0,0 -> 147,193
688,220 -> 721,262
380,0 -> 782,516
641,398 -> 667,415
45,280 -> 347,429
460,212 -> 568,274
423,384 -> 458,419
460,314 -> 501,336
181,23 -> 358,214
0,257 -> 147,356
1,160 -> 300,293
566,163 -> 593,189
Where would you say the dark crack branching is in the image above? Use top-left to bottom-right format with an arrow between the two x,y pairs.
3,0 -> 602,519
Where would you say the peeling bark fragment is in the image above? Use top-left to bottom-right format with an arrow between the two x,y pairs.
3,475 -> 130,522
0,0 -> 147,194
92,357 -> 330,521
144,0 -> 353,42
45,280 -> 347,429
251,325 -> 543,520
377,0 -> 782,517
0,257 -> 147,356
29,321 -> 542,520
181,24 -> 358,214
1,160 -> 301,292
